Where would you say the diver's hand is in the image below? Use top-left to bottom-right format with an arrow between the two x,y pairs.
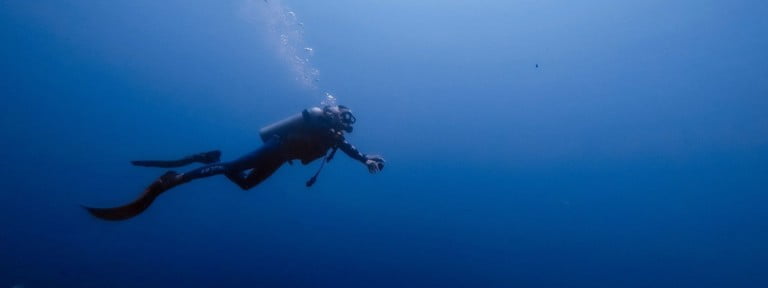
365,155 -> 385,174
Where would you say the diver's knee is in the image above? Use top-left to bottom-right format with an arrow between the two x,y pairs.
236,183 -> 253,190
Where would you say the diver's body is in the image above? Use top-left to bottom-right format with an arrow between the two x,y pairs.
84,105 -> 385,221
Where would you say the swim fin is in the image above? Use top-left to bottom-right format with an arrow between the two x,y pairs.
83,171 -> 181,221
131,150 -> 221,168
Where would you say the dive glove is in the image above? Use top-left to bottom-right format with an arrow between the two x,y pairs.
364,155 -> 385,173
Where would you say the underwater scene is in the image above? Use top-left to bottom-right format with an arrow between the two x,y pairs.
1,0 -> 767,287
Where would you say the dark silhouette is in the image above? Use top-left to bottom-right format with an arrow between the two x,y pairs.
83,105 -> 385,221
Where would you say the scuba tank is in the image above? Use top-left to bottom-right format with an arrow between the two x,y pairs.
259,107 -> 325,143
258,107 -> 340,187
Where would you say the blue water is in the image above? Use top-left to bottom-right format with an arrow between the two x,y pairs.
2,0 -> 768,287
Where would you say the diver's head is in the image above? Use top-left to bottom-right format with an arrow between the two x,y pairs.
323,105 -> 356,133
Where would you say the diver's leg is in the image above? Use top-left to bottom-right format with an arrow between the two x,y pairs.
177,162 -> 230,182
131,150 -> 221,167
85,159 -> 236,221
83,141 -> 282,221
85,155 -> 232,221
222,138 -> 286,190
178,137 -> 283,185
225,157 -> 285,190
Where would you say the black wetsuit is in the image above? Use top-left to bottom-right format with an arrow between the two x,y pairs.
84,107 -> 374,221
180,131 -> 367,190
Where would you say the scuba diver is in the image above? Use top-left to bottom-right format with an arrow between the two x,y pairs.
84,105 -> 385,221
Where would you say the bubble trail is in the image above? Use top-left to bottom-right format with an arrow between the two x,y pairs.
242,0 -> 320,90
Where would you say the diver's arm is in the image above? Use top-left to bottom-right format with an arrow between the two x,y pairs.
337,138 -> 385,173
338,138 -> 367,163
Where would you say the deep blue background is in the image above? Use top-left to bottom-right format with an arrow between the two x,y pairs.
2,0 -> 767,287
